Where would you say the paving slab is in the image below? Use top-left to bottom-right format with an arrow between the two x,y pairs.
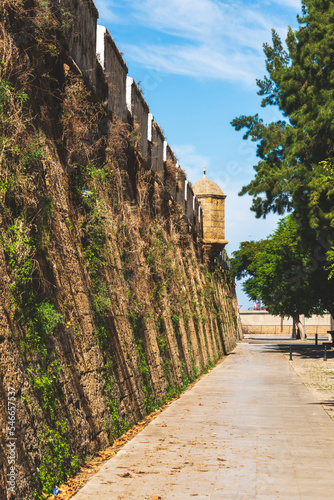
72,342 -> 334,499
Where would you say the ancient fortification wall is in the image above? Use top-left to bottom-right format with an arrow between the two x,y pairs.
240,311 -> 332,336
0,1 -> 237,499
66,2 -> 204,229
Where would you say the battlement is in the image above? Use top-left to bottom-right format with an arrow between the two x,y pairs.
59,0 -> 202,235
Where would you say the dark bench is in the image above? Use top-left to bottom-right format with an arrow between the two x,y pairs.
327,330 -> 334,344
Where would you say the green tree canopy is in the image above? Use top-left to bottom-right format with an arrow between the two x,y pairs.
232,1 -> 334,221
231,216 -> 324,339
231,0 -> 334,315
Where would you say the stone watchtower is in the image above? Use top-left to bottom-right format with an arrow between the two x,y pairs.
192,167 -> 228,263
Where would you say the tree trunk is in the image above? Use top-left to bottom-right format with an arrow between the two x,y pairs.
294,315 -> 306,341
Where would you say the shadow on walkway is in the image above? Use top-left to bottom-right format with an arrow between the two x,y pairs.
244,338 -> 334,360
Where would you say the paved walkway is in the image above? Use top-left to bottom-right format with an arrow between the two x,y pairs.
72,342 -> 334,499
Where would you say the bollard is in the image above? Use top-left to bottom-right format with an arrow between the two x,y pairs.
315,333 -> 318,346
290,345 -> 292,361
324,345 -> 327,361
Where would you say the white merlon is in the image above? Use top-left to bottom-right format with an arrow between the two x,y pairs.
185,180 -> 188,201
163,141 -> 167,162
126,77 -> 134,113
148,113 -> 153,142
96,25 -> 106,69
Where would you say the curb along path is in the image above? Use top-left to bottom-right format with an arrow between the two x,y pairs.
72,343 -> 334,499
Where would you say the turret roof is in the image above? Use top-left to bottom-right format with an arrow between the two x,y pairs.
192,168 -> 225,197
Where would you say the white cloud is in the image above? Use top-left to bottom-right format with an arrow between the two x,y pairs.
95,0 -> 120,23
272,0 -> 301,8
95,0 -> 299,87
225,187 -> 280,253
171,144 -> 211,182
129,0 -> 278,46
131,0 -> 226,43
224,186 -> 281,308
124,43 -> 261,87
166,143 -> 280,254
167,145 -> 280,256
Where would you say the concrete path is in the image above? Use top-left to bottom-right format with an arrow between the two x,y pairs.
72,342 -> 334,499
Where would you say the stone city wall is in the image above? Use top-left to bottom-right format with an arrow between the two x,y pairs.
126,77 -> 150,158
0,3 -> 238,498
61,0 -> 99,86
150,121 -> 165,176
60,0 -> 202,233
240,311 -> 332,336
96,25 -> 128,121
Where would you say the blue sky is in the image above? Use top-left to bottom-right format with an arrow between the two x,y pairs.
94,0 -> 302,309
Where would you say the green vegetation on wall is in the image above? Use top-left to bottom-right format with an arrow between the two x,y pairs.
0,2 -> 237,499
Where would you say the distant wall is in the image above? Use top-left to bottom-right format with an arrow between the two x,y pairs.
240,311 -> 332,336
60,0 -> 202,233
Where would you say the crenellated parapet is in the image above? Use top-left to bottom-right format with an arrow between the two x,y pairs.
59,0 -> 202,237
96,25 -> 128,121
149,120 -> 165,177
126,77 -> 150,158
60,0 -> 99,86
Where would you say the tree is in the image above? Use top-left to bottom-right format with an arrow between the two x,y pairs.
232,2 -> 334,218
231,0 -> 334,315
309,158 -> 334,279
231,216 -> 324,340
